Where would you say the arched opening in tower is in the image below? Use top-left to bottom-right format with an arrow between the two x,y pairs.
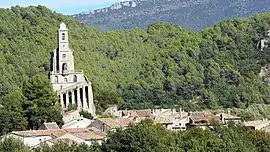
62,63 -> 67,73
62,33 -> 65,40
73,75 -> 77,82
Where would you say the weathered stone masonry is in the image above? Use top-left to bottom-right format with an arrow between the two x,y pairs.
49,23 -> 95,116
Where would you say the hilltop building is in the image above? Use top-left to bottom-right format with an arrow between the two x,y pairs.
49,23 -> 95,116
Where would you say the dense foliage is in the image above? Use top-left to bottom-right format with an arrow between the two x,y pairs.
2,120 -> 270,152
0,75 -> 63,134
79,110 -> 94,119
1,6 -> 270,127
100,120 -> 269,152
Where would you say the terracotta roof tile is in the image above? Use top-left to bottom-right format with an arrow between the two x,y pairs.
100,118 -> 134,128
71,131 -> 106,140
12,128 -> 89,138
135,110 -> 153,118
244,120 -> 268,127
190,112 -> 220,123
12,129 -> 67,137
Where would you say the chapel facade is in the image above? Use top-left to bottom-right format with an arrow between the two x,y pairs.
49,23 -> 95,116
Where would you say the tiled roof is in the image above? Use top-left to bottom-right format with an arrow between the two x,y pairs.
122,110 -> 138,117
135,110 -> 153,118
216,113 -> 241,120
100,118 -> 134,128
122,109 -> 154,118
244,120 -> 269,127
12,129 -> 66,137
88,127 -> 102,132
190,112 -> 220,123
42,122 -> 60,130
154,117 -> 174,124
71,131 -> 105,140
65,128 -> 88,133
11,128 -> 88,137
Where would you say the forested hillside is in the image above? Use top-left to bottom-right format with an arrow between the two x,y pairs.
1,6 -> 270,115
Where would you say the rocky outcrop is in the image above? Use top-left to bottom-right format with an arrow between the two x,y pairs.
74,0 -> 270,31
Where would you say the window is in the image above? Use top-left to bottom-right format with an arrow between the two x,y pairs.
62,63 -> 67,71
62,33 -> 65,40
73,75 -> 77,82
62,54 -> 66,58
62,63 -> 68,73
64,78 -> 68,82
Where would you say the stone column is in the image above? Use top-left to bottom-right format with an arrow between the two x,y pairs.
77,88 -> 82,110
88,84 -> 96,116
71,90 -> 75,105
66,92 -> 70,109
60,93 -> 64,109
82,86 -> 87,110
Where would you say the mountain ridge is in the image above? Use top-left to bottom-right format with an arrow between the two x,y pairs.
74,0 -> 270,31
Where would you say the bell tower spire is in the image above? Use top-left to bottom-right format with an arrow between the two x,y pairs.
58,23 -> 69,50
56,23 -> 74,74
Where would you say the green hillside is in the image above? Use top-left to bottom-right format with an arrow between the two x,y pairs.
1,6 -> 270,113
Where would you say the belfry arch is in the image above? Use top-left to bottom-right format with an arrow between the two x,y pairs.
62,33 -> 65,40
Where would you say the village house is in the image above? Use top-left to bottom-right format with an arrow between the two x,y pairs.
244,119 -> 270,130
153,109 -> 189,131
38,122 -> 60,130
216,113 -> 241,124
120,109 -> 154,120
62,117 -> 93,129
62,110 -> 81,123
103,107 -> 243,131
4,128 -> 105,148
104,106 -> 154,120
48,130 -> 105,146
186,112 -> 221,130
154,116 -> 189,131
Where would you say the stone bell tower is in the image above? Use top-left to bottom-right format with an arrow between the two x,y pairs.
49,23 -> 96,117
57,23 -> 74,74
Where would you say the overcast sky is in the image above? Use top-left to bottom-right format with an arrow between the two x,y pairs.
0,0 -> 122,15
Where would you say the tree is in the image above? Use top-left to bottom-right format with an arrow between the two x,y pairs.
0,137 -> 31,152
101,119 -> 171,152
22,75 -> 63,129
0,90 -> 27,135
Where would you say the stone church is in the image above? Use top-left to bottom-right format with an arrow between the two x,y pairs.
49,23 -> 95,116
